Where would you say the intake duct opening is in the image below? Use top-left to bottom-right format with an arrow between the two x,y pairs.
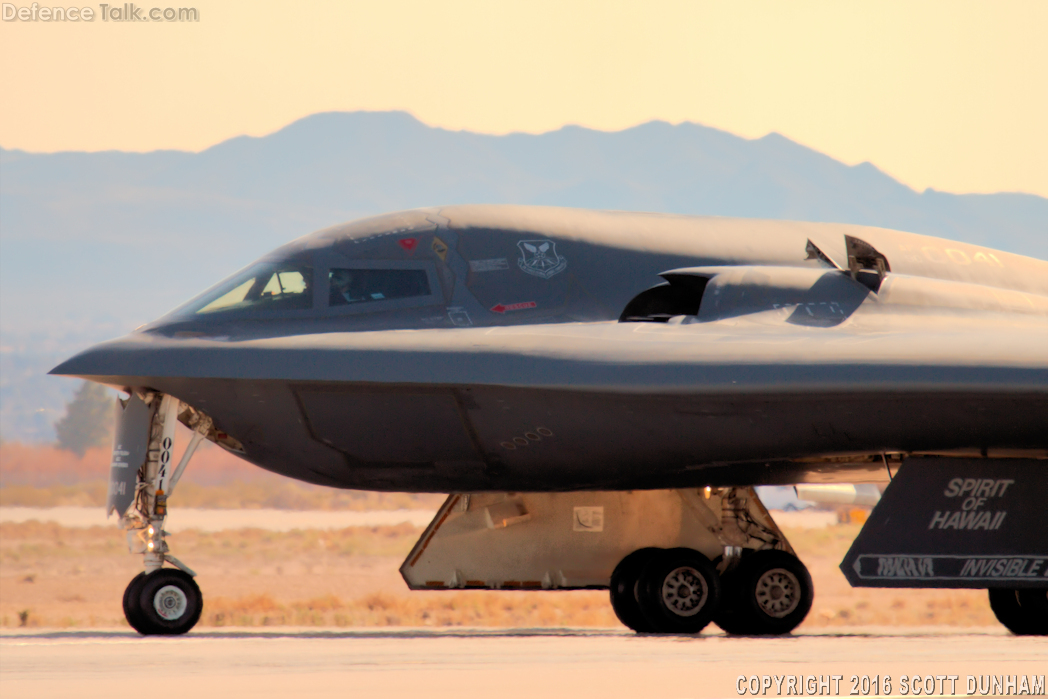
619,276 -> 709,322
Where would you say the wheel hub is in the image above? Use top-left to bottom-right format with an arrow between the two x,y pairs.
754,568 -> 800,618
154,585 -> 188,621
661,566 -> 708,617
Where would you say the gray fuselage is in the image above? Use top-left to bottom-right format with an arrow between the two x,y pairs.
52,206 -> 1048,491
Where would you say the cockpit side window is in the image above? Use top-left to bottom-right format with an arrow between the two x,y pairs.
328,268 -> 430,307
194,262 -> 313,314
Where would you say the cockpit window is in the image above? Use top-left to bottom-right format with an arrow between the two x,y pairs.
193,263 -> 313,314
329,268 -> 430,306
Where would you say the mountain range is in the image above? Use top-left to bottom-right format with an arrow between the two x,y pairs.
2,110 -> 1046,441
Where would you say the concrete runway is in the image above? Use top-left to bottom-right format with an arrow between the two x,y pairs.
2,627 -> 1044,698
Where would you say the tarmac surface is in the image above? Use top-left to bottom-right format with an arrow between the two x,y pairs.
2,627 -> 1045,699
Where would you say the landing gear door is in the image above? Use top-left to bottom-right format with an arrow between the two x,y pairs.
842,458 -> 1048,589
108,393 -> 156,518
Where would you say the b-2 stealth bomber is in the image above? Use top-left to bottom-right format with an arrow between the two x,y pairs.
52,205 -> 1048,636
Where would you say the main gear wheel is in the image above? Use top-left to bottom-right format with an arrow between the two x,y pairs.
636,548 -> 721,634
715,550 -> 813,635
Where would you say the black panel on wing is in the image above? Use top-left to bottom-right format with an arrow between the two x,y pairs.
297,388 -> 478,464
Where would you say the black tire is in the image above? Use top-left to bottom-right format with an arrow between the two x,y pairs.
714,568 -> 755,635
637,548 -> 720,634
989,588 -> 1041,636
122,572 -> 155,635
1016,589 -> 1048,635
610,548 -> 660,633
136,568 -> 203,635
721,550 -> 812,635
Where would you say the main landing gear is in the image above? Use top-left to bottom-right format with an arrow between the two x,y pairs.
401,488 -> 813,636
605,490 -> 814,636
112,392 -> 214,635
610,547 -> 813,635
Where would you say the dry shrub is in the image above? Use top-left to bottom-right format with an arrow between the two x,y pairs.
195,590 -> 619,628
203,593 -> 284,626
301,594 -> 344,613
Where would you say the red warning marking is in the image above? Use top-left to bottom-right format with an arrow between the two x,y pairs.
490,301 -> 537,314
398,238 -> 418,253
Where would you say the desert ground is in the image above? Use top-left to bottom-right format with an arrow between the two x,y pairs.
0,442 -> 1002,631
0,517 -> 999,631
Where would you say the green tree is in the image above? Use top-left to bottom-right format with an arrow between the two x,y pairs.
54,381 -> 113,457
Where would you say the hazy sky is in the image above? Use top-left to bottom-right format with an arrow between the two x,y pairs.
1,0 -> 1045,196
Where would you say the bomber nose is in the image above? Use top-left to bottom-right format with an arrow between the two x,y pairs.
50,334 -> 150,383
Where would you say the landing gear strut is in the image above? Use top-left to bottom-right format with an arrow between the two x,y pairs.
112,392 -> 211,635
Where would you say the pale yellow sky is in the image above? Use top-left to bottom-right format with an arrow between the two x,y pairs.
1,0 -> 1045,196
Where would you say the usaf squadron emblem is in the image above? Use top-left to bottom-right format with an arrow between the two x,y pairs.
517,240 -> 567,279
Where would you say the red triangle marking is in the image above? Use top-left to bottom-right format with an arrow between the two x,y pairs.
398,238 -> 418,252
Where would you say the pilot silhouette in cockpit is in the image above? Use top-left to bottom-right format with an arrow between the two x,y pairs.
329,269 -> 362,306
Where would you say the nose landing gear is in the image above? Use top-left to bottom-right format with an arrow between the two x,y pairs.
112,392 -> 213,635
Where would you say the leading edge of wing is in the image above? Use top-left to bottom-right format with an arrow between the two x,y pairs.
50,310 -> 1048,393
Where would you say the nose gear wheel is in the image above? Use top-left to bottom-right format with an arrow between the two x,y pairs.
154,584 -> 189,620
122,572 -> 152,634
125,568 -> 203,635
